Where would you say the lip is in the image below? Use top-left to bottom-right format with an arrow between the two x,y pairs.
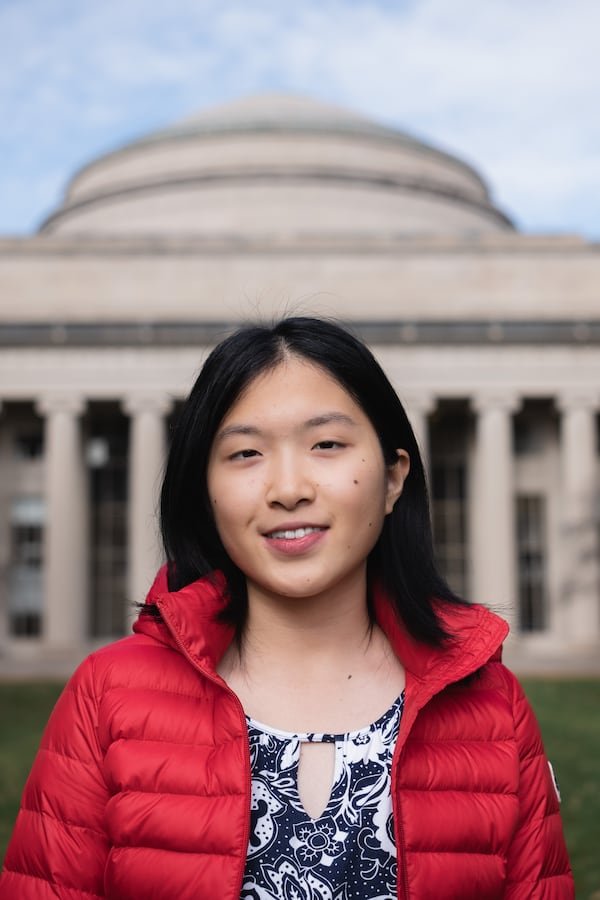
262,522 -> 328,556
262,521 -> 327,537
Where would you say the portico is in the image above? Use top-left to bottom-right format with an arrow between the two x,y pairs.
0,334 -> 598,672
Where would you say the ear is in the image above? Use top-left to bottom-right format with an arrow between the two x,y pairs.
385,449 -> 410,514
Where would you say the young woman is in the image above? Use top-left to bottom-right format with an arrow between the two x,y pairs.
1,317 -> 573,899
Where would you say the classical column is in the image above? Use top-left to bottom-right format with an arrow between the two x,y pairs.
470,394 -> 520,625
557,393 -> 600,643
404,394 -> 436,477
37,394 -> 88,648
123,394 -> 173,613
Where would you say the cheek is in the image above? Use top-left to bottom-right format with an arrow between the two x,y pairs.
209,475 -> 259,532
207,474 -> 232,527
356,459 -> 388,498
210,507 -> 243,562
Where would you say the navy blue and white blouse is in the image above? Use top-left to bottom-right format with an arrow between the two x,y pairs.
241,692 -> 404,899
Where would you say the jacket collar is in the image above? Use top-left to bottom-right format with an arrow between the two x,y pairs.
134,566 -> 509,699
133,566 -> 235,673
375,588 -> 508,686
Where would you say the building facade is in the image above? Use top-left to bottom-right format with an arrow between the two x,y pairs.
0,94 -> 599,673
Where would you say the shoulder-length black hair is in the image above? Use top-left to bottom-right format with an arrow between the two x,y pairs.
160,316 -> 466,645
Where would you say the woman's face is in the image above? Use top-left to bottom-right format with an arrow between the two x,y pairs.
207,357 -> 409,610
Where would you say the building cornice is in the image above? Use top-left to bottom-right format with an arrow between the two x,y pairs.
0,233 -> 593,257
2,320 -> 600,348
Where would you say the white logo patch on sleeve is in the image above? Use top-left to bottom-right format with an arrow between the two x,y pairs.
548,760 -> 561,803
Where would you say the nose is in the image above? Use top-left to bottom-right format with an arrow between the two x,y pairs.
265,451 -> 316,510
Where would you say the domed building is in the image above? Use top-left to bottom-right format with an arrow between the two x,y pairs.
0,94 -> 598,673
41,94 -> 511,239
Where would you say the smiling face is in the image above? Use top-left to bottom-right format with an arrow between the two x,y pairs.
206,356 -> 409,612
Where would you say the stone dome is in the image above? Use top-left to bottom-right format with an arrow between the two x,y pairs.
40,93 -> 513,237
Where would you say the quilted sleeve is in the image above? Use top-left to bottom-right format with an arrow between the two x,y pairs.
504,672 -> 575,900
0,656 -> 110,899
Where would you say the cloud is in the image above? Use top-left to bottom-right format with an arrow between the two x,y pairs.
0,0 -> 598,237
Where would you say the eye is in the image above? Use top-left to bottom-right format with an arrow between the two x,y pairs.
229,448 -> 261,460
312,440 -> 345,450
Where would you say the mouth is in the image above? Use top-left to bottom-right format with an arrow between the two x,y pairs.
264,526 -> 326,540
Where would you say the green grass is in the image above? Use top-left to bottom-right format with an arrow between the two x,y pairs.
0,682 -> 62,859
0,681 -> 64,861
1,679 -> 599,896
521,678 -> 600,900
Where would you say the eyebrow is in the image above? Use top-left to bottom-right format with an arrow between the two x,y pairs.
215,412 -> 357,442
216,424 -> 261,442
304,413 -> 357,428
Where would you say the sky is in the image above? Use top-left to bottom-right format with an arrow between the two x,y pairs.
1,0 -> 599,239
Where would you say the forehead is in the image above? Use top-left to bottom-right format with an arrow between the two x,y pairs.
221,358 -> 364,424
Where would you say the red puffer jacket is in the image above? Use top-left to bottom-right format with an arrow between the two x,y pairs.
1,568 -> 574,899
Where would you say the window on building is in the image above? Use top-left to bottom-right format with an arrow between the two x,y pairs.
516,495 -> 547,631
431,459 -> 468,599
12,523 -> 43,567
88,419 -> 128,638
8,496 -> 45,636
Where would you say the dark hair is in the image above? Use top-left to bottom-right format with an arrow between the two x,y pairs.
160,316 -> 466,644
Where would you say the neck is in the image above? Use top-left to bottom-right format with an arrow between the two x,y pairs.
221,576 -> 377,679
252,598 -> 371,660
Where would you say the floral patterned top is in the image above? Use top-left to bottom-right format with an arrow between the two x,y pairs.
241,692 -> 404,899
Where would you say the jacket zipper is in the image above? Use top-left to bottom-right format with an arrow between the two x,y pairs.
394,789 -> 409,899
391,742 -> 409,900
155,602 -> 252,900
